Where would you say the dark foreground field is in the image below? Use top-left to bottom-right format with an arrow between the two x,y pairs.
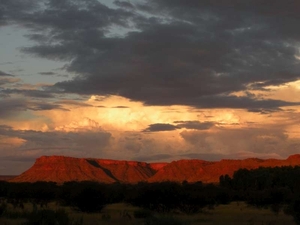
2,166 -> 300,224
0,201 -> 295,225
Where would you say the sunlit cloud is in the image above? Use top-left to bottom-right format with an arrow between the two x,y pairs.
1,0 -> 300,175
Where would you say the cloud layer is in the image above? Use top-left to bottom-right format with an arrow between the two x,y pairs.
1,0 -> 300,174
2,0 -> 300,108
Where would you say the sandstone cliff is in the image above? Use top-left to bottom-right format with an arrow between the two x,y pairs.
10,154 -> 300,183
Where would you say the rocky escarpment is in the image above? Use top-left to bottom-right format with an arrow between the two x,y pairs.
10,154 -> 300,183
10,156 -> 167,183
149,156 -> 300,183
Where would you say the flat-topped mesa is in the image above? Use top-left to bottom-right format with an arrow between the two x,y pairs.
37,155 -> 70,161
287,154 -> 300,161
10,156 -> 168,183
10,154 -> 300,184
11,156 -> 117,183
148,159 -> 212,183
148,155 -> 300,183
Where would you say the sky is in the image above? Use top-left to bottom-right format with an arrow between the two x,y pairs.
1,0 -> 300,175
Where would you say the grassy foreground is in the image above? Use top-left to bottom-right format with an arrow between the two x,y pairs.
0,201 -> 296,225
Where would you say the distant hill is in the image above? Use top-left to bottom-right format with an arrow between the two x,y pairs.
0,176 -> 17,181
10,154 -> 300,184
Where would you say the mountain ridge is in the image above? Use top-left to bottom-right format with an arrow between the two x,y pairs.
9,154 -> 300,183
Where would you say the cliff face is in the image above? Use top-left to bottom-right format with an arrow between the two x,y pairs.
11,156 -> 115,183
149,157 -> 300,183
10,155 -> 300,183
10,156 -> 163,183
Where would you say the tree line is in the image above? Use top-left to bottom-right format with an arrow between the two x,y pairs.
1,166 -> 300,223
220,166 -> 300,223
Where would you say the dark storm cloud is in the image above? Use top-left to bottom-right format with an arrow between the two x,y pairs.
0,98 -> 31,117
0,78 -> 19,87
0,98 -> 65,118
174,121 -> 215,130
38,72 -> 69,79
26,90 -> 55,98
141,0 -> 300,23
0,125 -> 111,149
185,95 -> 300,109
2,0 -> 133,34
143,121 -> 215,132
247,108 -> 283,114
0,125 -> 112,160
39,72 -> 56,76
112,106 -> 129,108
114,1 -> 135,9
4,0 -> 300,109
179,126 -> 300,157
56,99 -> 92,107
0,70 -> 13,77
143,123 -> 178,132
2,89 -> 55,98
0,0 -> 39,26
38,71 -> 69,78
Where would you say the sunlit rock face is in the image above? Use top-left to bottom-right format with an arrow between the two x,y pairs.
10,155 -> 300,183
148,157 -> 300,183
10,156 -> 164,183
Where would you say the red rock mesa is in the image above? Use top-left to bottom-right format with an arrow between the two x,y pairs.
10,155 -> 300,183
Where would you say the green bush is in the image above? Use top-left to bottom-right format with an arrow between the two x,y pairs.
24,209 -> 70,225
133,209 -> 153,218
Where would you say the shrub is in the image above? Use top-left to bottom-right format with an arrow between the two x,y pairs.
144,216 -> 189,225
284,198 -> 300,225
178,203 -> 202,214
0,203 -> 7,217
24,209 -> 70,225
101,213 -> 111,221
70,216 -> 83,225
72,187 -> 106,213
133,209 -> 153,218
3,210 -> 31,220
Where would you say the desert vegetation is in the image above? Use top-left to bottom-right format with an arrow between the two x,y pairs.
1,166 -> 300,224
